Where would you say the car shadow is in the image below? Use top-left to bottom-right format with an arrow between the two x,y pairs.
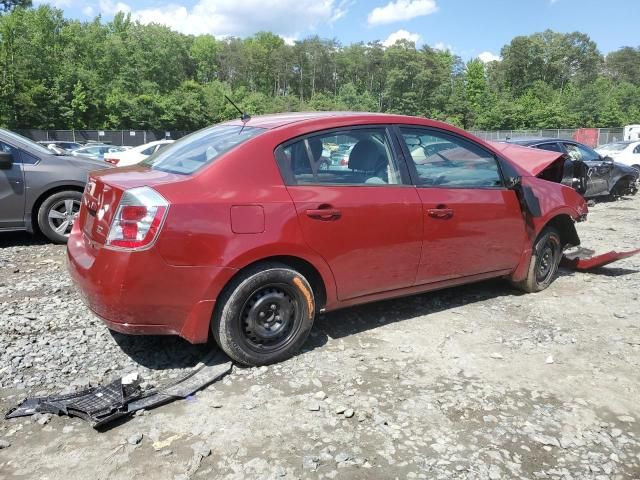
558,266 -> 639,278
311,278 -> 522,343
0,231 -> 48,248
109,331 -> 213,370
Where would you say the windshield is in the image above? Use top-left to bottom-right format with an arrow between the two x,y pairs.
1,129 -> 55,156
143,124 -> 265,174
598,142 -> 630,152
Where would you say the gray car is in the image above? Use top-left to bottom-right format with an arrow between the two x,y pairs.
507,138 -> 639,198
0,129 -> 109,243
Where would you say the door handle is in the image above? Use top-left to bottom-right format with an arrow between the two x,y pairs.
427,208 -> 454,219
305,208 -> 342,221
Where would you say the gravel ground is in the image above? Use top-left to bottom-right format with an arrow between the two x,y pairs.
1,195 -> 639,479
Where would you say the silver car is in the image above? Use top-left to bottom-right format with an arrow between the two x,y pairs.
72,144 -> 127,161
0,129 -> 110,243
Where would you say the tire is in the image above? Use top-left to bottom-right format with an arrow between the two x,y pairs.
610,176 -> 638,197
37,190 -> 82,244
512,227 -> 562,293
212,262 -> 316,366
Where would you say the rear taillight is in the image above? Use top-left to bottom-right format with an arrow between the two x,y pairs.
106,187 -> 168,250
105,158 -> 119,165
340,158 -> 348,166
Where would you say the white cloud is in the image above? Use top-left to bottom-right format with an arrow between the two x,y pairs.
478,51 -> 501,63
99,0 -> 131,15
433,42 -> 453,52
368,0 -> 437,26
82,5 -> 94,16
280,36 -> 297,46
110,0 -> 350,38
382,29 -> 420,47
34,0 -> 73,6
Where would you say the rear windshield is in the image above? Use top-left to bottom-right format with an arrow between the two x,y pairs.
143,124 -> 265,174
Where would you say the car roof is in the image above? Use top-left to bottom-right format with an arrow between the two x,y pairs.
223,111 -> 428,130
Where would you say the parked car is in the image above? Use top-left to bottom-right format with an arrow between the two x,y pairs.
329,143 -> 354,168
0,128 -> 109,243
66,112 -> 599,366
595,141 -> 640,171
506,138 -> 639,198
72,144 -> 127,161
38,140 -> 83,152
103,140 -> 174,166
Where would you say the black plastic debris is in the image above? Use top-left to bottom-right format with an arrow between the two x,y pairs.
5,351 -> 232,429
6,378 -> 141,427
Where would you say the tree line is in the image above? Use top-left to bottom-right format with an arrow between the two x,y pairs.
0,5 -> 639,131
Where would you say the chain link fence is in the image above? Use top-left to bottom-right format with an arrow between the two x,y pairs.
16,129 -> 191,147
469,128 -> 625,147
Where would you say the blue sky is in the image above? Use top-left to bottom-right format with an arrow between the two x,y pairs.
38,0 -> 638,60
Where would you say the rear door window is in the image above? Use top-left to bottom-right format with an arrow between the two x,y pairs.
276,127 -> 403,186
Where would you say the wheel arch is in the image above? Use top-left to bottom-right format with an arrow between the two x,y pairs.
217,255 -> 330,314
511,212 -> 580,283
541,214 -> 580,249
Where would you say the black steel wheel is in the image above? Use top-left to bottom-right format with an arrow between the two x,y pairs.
212,263 -> 315,366
512,227 -> 562,293
239,283 -> 302,354
534,236 -> 559,285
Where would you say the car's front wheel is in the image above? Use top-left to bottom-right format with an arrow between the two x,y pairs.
37,190 -> 82,244
512,227 -> 562,293
212,262 -> 316,366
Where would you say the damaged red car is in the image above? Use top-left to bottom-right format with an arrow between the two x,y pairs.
68,112 -> 594,366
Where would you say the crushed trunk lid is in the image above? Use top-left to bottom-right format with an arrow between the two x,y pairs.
489,142 -> 587,193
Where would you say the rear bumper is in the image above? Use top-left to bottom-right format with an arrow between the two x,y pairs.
67,226 -> 237,343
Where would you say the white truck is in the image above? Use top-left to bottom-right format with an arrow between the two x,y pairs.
624,125 -> 640,141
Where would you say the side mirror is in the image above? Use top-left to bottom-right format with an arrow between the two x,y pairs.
601,155 -> 614,164
0,151 -> 13,170
505,175 -> 522,189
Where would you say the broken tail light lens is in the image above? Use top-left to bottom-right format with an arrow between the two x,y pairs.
106,187 -> 169,250
105,158 -> 120,165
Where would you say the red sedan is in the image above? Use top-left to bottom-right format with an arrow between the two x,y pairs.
68,112 -> 589,366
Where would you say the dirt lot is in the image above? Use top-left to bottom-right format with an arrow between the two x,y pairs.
1,195 -> 639,480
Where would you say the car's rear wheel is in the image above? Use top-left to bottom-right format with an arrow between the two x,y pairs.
37,190 -> 82,244
512,227 -> 562,293
212,262 -> 315,366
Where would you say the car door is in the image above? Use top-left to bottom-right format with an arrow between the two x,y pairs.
562,142 -> 611,196
397,127 -> 526,285
0,140 -> 26,229
275,126 -> 423,300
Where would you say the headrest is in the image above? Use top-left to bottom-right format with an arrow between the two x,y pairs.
348,139 -> 385,172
